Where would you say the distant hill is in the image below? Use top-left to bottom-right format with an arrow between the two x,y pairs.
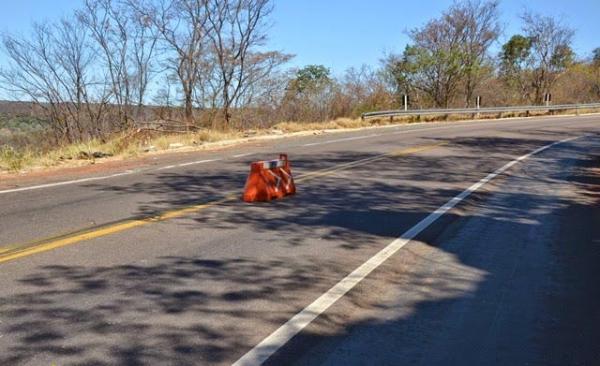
0,100 -> 166,118
0,101 -> 46,136
0,100 -> 37,116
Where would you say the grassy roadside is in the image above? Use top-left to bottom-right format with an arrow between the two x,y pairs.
1,109 -> 598,174
0,129 -> 244,174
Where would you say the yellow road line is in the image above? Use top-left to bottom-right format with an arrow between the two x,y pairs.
0,246 -> 18,255
0,196 -> 235,264
295,143 -> 447,182
0,142 -> 447,264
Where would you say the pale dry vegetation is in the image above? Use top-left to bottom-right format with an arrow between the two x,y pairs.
5,105 -> 600,174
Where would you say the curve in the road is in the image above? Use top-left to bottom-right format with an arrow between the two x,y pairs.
0,143 -> 445,264
233,135 -> 581,366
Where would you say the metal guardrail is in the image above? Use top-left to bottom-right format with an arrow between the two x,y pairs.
361,103 -> 600,120
134,119 -> 200,133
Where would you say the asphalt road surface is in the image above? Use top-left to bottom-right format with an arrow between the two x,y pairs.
1,115 -> 600,365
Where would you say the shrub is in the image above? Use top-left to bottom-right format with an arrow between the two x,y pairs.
0,146 -> 31,172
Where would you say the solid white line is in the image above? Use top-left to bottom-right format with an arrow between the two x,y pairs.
156,159 -> 220,170
302,134 -> 379,147
233,153 -> 253,158
232,135 -> 581,366
156,165 -> 177,171
0,158 -> 222,194
177,159 -> 219,167
0,171 -> 137,195
300,124 -> 465,147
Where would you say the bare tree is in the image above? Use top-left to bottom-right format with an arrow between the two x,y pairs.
204,0 -> 277,127
339,65 -> 392,116
79,0 -> 132,128
129,5 -> 160,117
53,18 -> 110,140
0,17 -> 109,143
228,51 -> 291,121
132,0 -> 209,123
521,12 -> 575,104
80,0 -> 159,125
152,72 -> 178,119
451,0 -> 501,107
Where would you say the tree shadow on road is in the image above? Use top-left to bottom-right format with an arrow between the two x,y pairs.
1,132 -> 599,365
266,139 -> 600,366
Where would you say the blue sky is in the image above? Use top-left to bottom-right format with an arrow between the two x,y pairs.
0,0 -> 598,76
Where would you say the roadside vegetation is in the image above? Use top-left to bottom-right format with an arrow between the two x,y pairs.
0,0 -> 599,173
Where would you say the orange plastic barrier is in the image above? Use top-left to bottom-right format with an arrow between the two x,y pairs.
242,154 -> 296,202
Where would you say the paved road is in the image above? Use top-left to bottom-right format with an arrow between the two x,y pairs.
1,115 -> 600,365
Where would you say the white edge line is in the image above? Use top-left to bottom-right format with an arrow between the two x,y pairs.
156,165 -> 177,171
177,159 -> 219,167
232,135 -> 581,366
300,124 -> 468,147
302,135 -> 377,147
0,158 -> 224,194
0,171 -> 136,195
233,153 -> 253,158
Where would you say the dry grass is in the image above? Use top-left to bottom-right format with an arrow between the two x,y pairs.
0,129 -> 246,173
2,108 -> 599,174
148,129 -> 242,150
0,146 -> 34,172
273,116 -> 401,133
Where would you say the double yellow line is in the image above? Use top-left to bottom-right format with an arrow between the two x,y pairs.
0,142 -> 447,264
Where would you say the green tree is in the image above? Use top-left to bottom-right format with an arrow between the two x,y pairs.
291,65 -> 331,93
501,35 -> 532,72
382,47 -> 420,104
385,26 -> 465,108
282,65 -> 336,121
500,35 -> 533,102
384,0 -> 500,108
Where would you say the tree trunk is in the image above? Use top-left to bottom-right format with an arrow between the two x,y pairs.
184,92 -> 193,124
